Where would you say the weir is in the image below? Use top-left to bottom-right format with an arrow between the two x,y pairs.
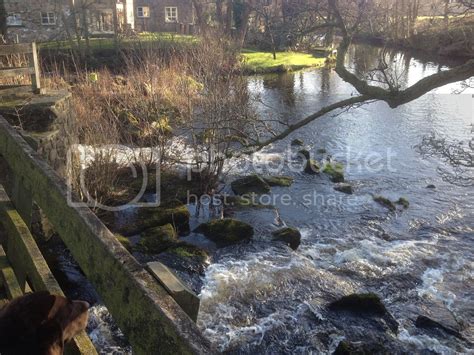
0,115 -> 214,354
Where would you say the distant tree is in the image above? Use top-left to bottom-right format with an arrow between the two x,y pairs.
0,0 -> 7,39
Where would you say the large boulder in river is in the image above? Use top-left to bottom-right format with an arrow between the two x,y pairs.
117,200 -> 190,236
195,219 -> 254,247
137,224 -> 177,254
333,340 -> 387,355
272,227 -> 301,250
231,175 -> 271,195
415,315 -> 465,340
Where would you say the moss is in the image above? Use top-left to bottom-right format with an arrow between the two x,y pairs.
118,200 -> 190,236
396,197 -> 410,209
373,196 -> 396,211
323,163 -> 344,183
291,139 -> 304,146
195,219 -> 254,247
168,243 -> 209,263
304,159 -> 320,174
115,233 -> 133,252
272,227 -> 301,250
231,175 -> 271,195
329,293 -> 387,315
137,224 -> 177,254
242,49 -> 326,74
298,149 -> 311,160
262,176 -> 294,187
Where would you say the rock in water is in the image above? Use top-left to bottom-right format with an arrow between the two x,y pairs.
323,162 -> 345,183
329,293 -> 398,333
195,219 -> 254,247
291,139 -> 304,146
231,175 -> 271,195
298,149 -> 311,160
272,227 -> 302,250
304,159 -> 321,174
137,224 -> 178,254
426,184 -> 436,189
334,183 -> 353,194
415,315 -> 465,340
333,340 -> 387,355
373,196 -> 396,211
262,176 -> 294,187
396,197 -> 410,209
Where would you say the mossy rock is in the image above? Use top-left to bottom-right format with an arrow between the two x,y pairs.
329,293 -> 387,315
373,196 -> 396,211
272,227 -> 301,250
137,224 -> 178,254
262,176 -> 294,187
396,197 -> 409,209
291,139 -> 304,146
231,175 -> 271,195
323,163 -> 344,183
304,159 -> 320,174
118,200 -> 190,236
334,183 -> 353,195
317,148 -> 327,154
298,149 -> 311,160
114,233 -> 132,252
167,243 -> 210,263
195,218 -> 254,247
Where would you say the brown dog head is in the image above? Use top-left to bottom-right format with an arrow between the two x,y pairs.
0,291 -> 90,355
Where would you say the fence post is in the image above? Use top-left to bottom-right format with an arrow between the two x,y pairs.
29,42 -> 41,94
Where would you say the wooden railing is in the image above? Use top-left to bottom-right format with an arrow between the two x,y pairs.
0,115 -> 214,354
0,43 -> 41,93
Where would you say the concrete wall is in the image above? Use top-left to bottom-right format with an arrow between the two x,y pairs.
134,0 -> 194,33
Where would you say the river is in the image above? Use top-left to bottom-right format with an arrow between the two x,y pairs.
47,44 -> 473,354
195,45 -> 474,353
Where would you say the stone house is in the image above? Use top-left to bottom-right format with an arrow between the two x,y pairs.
133,0 -> 195,34
3,0 -> 134,43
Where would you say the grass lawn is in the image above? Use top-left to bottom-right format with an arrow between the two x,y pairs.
242,49 -> 327,73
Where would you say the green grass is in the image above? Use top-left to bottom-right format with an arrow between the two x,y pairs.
242,49 -> 327,73
39,32 -> 197,50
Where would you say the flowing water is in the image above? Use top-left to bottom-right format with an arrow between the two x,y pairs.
47,45 -> 473,354
194,46 -> 474,353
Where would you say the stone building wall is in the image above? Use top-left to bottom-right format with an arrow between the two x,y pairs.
134,0 -> 194,33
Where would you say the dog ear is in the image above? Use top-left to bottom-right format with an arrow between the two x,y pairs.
37,319 -> 64,355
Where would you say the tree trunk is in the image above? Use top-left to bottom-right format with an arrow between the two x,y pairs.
0,0 -> 6,38
237,2 -> 251,48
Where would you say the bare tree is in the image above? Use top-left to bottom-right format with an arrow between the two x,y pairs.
417,134 -> 474,186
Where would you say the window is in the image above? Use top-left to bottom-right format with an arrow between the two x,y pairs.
165,7 -> 178,23
41,12 -> 56,25
137,6 -> 150,18
6,13 -> 22,26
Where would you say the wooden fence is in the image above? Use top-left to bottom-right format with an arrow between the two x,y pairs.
0,43 -> 41,93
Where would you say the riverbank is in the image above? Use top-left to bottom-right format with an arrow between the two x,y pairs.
356,17 -> 474,60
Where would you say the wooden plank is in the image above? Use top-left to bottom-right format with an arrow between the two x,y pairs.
0,116 -> 214,354
30,43 -> 41,93
0,43 -> 33,55
147,262 -> 199,322
0,185 -> 98,355
0,246 -> 23,299
0,67 -> 35,78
